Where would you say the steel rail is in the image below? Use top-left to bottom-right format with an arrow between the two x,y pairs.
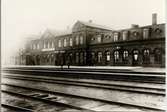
3,75 -> 165,95
2,83 -> 165,111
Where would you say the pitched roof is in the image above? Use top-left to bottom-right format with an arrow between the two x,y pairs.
42,29 -> 72,39
78,20 -> 112,30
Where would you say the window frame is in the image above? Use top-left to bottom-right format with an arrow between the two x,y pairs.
114,32 -> 119,42
58,39 -> 62,48
69,38 -> 73,46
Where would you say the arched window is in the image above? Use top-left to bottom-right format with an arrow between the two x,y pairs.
98,52 -> 102,63
123,51 -> 128,59
143,49 -> 150,64
114,51 -> 119,62
154,49 -> 162,64
133,50 -> 139,61
106,51 -> 110,61
144,49 -> 149,55
80,36 -> 83,44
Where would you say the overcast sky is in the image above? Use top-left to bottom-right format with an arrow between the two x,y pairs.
1,0 -> 165,65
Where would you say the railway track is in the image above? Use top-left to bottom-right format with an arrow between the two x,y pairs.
1,83 -> 164,112
2,67 -> 165,111
1,104 -> 34,112
3,74 -> 165,95
1,86 -> 94,112
3,68 -> 165,83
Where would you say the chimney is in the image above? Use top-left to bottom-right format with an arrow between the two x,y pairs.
131,24 -> 139,28
89,20 -> 92,23
152,13 -> 157,25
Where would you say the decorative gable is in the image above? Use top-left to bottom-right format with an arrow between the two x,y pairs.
72,21 -> 86,32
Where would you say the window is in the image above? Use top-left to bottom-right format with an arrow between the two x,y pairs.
52,42 -> 54,48
143,49 -> 150,64
154,49 -> 162,64
123,51 -> 128,59
97,52 -> 102,63
143,29 -> 149,39
70,38 -> 73,46
63,38 -> 67,47
144,49 -> 149,56
76,52 -> 79,63
33,44 -> 36,49
133,50 -> 139,61
80,52 -> 84,64
58,40 -> 61,47
106,51 -> 110,61
80,36 -> 84,44
44,42 -> 46,48
123,31 -> 128,41
114,51 -> 119,62
47,42 -> 50,48
84,52 -> 87,64
114,33 -> 118,41
97,35 -> 102,43
37,44 -> 40,49
76,36 -> 79,45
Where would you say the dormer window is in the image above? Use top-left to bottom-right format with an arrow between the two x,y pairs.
114,33 -> 119,42
91,37 -> 95,41
143,29 -> 149,39
97,35 -> 102,43
133,31 -> 138,36
123,31 -> 128,41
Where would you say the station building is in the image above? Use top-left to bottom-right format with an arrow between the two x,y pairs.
23,14 -> 165,67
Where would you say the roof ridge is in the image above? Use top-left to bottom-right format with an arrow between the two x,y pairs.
78,20 -> 112,30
